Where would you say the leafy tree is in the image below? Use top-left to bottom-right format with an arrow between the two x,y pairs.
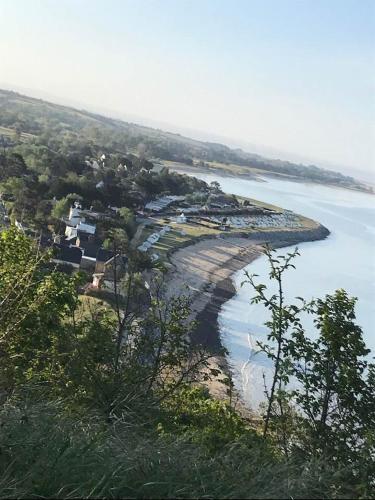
0,227 -> 78,391
118,206 -> 136,237
0,153 -> 27,180
51,196 -> 70,219
287,290 -> 374,470
244,245 -> 375,489
103,227 -> 128,252
242,245 -> 302,439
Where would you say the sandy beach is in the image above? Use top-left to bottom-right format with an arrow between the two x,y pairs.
165,226 -> 329,347
165,236 -> 265,328
164,225 -> 330,403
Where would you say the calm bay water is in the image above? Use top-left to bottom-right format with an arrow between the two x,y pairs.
181,171 -> 375,407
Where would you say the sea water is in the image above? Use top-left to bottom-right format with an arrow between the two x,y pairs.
180,171 -> 375,407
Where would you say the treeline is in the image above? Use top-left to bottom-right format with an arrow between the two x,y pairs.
0,228 -> 373,498
0,89 -> 368,190
0,148 -> 207,234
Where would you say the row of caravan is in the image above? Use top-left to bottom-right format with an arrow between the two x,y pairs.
137,225 -> 171,253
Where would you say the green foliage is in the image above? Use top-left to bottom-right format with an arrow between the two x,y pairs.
244,246 -> 375,493
242,245 -> 302,438
286,290 -> 374,479
158,385 -> 256,452
0,227 -> 374,497
51,196 -> 70,219
185,191 -> 209,204
0,395 -> 364,499
118,206 -> 136,236
0,88 -> 370,194
0,227 -> 78,390
103,227 -> 129,252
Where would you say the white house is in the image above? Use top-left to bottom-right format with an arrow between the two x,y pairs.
176,212 -> 187,223
65,226 -> 78,239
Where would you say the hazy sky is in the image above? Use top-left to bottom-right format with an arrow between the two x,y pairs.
0,0 -> 374,175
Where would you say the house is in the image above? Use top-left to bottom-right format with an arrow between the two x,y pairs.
52,244 -> 82,269
92,249 -> 127,289
65,225 -> 78,239
65,201 -> 86,238
78,241 -> 101,270
68,201 -> 82,225
117,163 -> 127,172
65,219 -> 96,240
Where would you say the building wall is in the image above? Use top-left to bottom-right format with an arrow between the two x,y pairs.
52,259 -> 80,269
80,257 -> 96,272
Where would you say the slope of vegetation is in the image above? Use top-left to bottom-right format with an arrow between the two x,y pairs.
0,228 -> 373,498
0,89 -> 370,192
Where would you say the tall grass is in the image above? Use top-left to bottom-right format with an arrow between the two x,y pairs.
0,397 -> 365,499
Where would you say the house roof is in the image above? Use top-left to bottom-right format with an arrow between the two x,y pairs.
53,244 -> 83,265
77,221 -> 96,235
96,248 -> 115,263
61,236 -> 77,246
79,241 -> 101,259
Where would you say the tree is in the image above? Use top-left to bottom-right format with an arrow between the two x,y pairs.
209,181 -> 221,193
242,245 -> 302,439
118,207 -> 136,237
0,153 -> 27,181
244,245 -> 375,488
103,228 -> 128,253
0,227 -> 78,391
287,290 -> 374,466
51,196 -> 70,219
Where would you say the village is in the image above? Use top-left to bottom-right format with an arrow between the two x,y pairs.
0,161 -> 308,296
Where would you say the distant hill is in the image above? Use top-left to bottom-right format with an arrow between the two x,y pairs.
0,88 -> 371,193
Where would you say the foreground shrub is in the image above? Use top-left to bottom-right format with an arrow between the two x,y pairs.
0,396 -> 369,499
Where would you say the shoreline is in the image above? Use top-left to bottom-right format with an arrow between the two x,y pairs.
163,224 -> 330,403
167,164 -> 374,195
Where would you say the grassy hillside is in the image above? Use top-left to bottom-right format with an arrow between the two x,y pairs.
0,88 -> 371,192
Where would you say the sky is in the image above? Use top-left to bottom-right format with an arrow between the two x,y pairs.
0,0 -> 374,178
